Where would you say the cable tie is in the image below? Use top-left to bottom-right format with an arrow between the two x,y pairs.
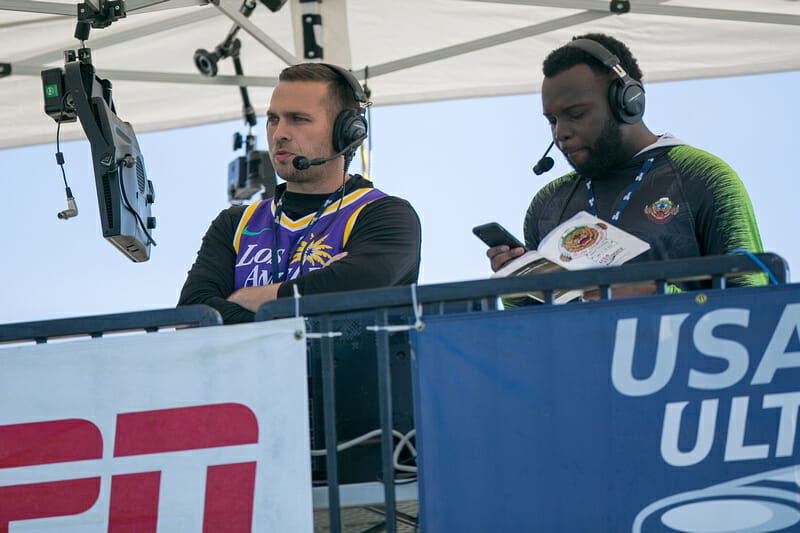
410,282 -> 425,331
366,324 -> 417,333
366,283 -> 425,332
292,283 -> 301,317
305,332 -> 343,339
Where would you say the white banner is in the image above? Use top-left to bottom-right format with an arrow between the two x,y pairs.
0,318 -> 312,533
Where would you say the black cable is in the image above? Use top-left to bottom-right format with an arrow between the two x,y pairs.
54,92 -> 79,220
364,66 -> 373,175
56,93 -> 70,188
367,106 -> 372,157
117,164 -> 157,246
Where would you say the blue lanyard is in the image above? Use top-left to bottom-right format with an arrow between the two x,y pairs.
270,186 -> 344,283
585,156 -> 655,226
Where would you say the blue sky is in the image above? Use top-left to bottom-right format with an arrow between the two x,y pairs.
1,70 -> 797,324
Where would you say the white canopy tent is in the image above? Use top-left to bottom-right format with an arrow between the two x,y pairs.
0,0 -> 798,326
2,0 -> 799,149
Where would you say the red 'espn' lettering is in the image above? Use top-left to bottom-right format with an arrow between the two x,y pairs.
0,418 -> 101,467
114,403 -> 259,456
108,472 -> 161,533
0,478 -> 100,533
0,403 -> 259,532
203,462 -> 257,533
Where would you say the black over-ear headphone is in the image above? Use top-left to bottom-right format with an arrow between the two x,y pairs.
566,39 -> 645,124
319,63 -> 369,156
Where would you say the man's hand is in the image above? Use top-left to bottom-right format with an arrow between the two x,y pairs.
487,245 -> 525,272
227,283 -> 283,312
323,251 -> 347,267
227,252 -> 348,312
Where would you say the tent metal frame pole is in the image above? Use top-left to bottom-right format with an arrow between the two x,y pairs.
213,0 -> 299,66
352,11 -> 609,79
81,68 -> 277,85
0,0 -> 74,15
0,0 -> 196,16
4,0 -> 300,77
125,0 -> 189,11
18,8 -> 220,64
9,8 -> 610,86
630,3 -> 800,26
464,0 -> 800,27
7,0 -> 797,90
10,61 -> 278,86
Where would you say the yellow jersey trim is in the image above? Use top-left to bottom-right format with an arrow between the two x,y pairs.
277,188 -> 374,231
343,203 -> 371,247
233,202 -> 262,254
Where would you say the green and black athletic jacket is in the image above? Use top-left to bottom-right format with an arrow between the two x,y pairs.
524,137 -> 766,289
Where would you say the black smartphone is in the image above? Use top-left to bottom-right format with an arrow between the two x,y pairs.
472,222 -> 525,249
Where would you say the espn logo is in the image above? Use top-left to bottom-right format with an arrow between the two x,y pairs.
0,403 -> 258,532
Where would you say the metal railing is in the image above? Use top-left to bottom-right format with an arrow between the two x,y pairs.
254,253 -> 788,533
0,254 -> 787,532
0,304 -> 222,344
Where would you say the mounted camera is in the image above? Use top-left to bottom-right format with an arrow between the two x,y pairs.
41,1 -> 156,263
189,0 -> 275,202
228,132 -> 276,203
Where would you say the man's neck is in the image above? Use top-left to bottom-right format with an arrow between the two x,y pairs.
285,174 -> 350,195
625,123 -> 659,159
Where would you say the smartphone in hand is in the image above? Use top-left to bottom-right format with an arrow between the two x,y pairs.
472,222 -> 525,250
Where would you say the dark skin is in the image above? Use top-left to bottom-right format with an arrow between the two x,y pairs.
488,63 -> 659,299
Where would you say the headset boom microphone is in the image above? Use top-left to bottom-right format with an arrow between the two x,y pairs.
292,133 -> 367,170
533,141 -> 555,175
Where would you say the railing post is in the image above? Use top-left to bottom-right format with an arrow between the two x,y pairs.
319,314 -> 341,532
374,307 -> 397,531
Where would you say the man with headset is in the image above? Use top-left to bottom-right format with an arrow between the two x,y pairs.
179,63 -> 421,323
489,33 -> 765,297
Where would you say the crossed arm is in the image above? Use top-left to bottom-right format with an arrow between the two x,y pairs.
178,198 -> 421,324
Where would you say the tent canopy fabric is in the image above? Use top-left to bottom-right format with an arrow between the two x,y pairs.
2,0 -> 799,149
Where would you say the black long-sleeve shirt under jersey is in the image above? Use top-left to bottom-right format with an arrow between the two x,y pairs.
178,176 -> 421,324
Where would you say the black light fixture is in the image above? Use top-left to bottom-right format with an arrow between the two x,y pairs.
260,0 -> 288,12
192,0 -> 289,77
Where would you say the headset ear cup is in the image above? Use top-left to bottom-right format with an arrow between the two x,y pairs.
332,109 -> 368,153
609,78 -> 645,124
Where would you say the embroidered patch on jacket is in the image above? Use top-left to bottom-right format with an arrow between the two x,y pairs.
644,197 -> 680,223
558,223 -> 607,262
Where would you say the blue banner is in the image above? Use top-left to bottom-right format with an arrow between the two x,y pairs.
410,284 -> 800,532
